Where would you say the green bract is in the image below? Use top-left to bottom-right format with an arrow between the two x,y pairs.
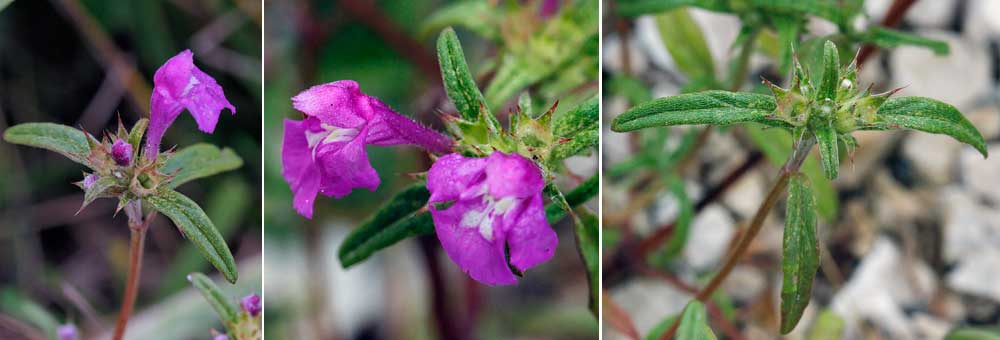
3,119 -> 242,283
611,40 -> 987,334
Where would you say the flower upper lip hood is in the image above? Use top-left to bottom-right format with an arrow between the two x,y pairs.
281,80 -> 454,218
427,152 -> 557,285
145,49 -> 235,158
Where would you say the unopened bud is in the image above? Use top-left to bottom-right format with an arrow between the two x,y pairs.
112,139 -> 132,166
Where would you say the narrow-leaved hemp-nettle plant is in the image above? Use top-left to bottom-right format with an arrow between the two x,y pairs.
279,0 -> 598,316
188,273 -> 261,340
611,41 -> 987,336
3,50 -> 243,340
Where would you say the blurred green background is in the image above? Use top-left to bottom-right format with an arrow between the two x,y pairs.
0,0 -> 261,338
264,0 -> 597,339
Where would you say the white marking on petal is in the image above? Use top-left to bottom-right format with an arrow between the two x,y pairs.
182,75 -> 201,97
459,194 -> 519,241
304,123 -> 360,160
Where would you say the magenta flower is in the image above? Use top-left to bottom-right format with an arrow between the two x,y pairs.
539,0 -> 561,18
111,138 -> 132,166
427,152 -> 557,285
213,335 -> 230,340
241,293 -> 261,317
281,80 -> 453,218
145,50 -> 235,159
82,173 -> 99,189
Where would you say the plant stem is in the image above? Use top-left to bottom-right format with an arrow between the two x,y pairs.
112,211 -> 153,340
659,137 -> 815,340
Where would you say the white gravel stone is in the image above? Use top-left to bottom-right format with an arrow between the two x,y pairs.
960,144 -> 1000,204
940,186 -> 1000,263
722,171 -> 766,220
947,248 -> 1000,303
965,0 -> 1000,42
634,16 -> 678,73
902,133 -> 961,184
683,204 -> 735,271
906,0 -> 957,28
890,31 -> 990,111
831,238 -> 936,339
609,278 -> 693,335
602,34 -> 649,75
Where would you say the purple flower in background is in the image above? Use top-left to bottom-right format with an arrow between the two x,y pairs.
213,335 -> 230,340
145,49 -> 235,159
427,152 -> 557,285
111,139 -> 132,166
57,324 -> 78,340
539,0 -> 561,18
282,80 -> 453,218
241,293 -> 261,317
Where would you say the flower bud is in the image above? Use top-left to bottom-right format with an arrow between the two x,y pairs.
57,324 -> 78,340
112,139 -> 132,166
83,173 -> 99,189
241,293 -> 261,317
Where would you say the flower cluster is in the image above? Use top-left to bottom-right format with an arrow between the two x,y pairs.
281,81 -> 557,285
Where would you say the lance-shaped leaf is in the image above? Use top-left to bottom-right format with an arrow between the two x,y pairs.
3,123 -> 91,166
745,125 -> 838,220
655,8 -> 715,81
575,208 -> 599,316
611,91 -> 789,132
437,28 -> 491,121
859,27 -> 949,55
148,189 -> 238,283
162,143 -> 243,189
550,95 -> 599,161
338,183 -> 433,268
875,97 -> 987,157
753,0 -> 863,27
419,1 -> 499,41
677,301 -> 717,340
187,272 -> 239,329
817,40 -> 840,102
814,122 -> 839,180
127,118 -> 148,160
781,173 -> 820,334
945,327 -> 1000,340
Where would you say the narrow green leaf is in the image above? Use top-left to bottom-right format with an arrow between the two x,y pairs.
817,40 -> 840,102
650,178 -> 692,266
611,91 -> 788,132
80,176 -> 119,213
860,27 -> 949,55
338,184 -> 433,268
945,327 -> 1000,340
0,288 -> 59,338
550,95 -> 599,161
437,28 -> 490,121
187,272 -> 239,327
814,122 -> 839,180
655,8 -> 715,81
162,143 -> 243,189
608,74 -> 653,105
677,301 -> 717,340
745,125 -> 838,220
419,1 -> 499,41
617,0 -> 730,17
781,173 -> 820,334
3,122 -> 90,165
128,118 -> 148,160
807,309 -> 846,340
752,0 -> 863,27
147,189 -> 238,283
875,97 -> 987,157
575,208 -> 599,317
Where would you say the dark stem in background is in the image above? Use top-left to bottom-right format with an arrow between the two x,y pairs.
303,221 -> 331,339
857,0 -> 918,65
112,209 -> 154,340
338,0 -> 441,82
419,236 -> 467,340
660,137 -> 816,340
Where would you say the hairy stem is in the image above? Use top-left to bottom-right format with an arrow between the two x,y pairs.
112,211 -> 152,340
660,137 -> 815,340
